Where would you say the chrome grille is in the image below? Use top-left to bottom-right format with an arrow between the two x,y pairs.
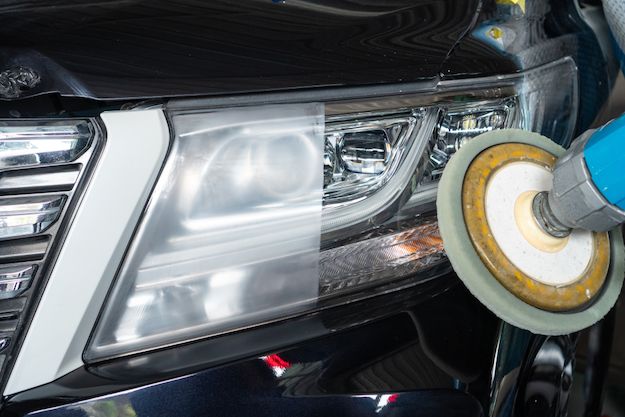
0,118 -> 101,383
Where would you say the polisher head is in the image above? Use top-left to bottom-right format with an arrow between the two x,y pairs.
437,129 -> 624,334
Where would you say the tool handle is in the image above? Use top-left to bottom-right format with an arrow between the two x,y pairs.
584,113 -> 625,210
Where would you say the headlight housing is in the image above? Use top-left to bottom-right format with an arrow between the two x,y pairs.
87,57 -> 578,359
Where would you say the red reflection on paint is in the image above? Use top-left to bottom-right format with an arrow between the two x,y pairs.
264,354 -> 291,369
388,394 -> 399,403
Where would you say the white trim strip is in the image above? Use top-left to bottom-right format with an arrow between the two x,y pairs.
5,109 -> 170,395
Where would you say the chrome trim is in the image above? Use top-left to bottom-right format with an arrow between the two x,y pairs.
0,265 -> 35,300
0,196 -> 65,239
0,120 -> 92,170
0,167 -> 79,194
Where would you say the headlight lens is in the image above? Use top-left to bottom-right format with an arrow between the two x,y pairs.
92,104 -> 325,356
88,57 -> 578,359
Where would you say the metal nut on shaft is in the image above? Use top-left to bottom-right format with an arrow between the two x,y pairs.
532,191 -> 571,238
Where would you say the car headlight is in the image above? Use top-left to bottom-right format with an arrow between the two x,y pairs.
87,57 -> 578,359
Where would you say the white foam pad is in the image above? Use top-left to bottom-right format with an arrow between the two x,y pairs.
485,162 -> 593,287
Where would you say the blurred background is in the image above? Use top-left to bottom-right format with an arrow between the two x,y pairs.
571,72 -> 625,417
595,74 -> 625,125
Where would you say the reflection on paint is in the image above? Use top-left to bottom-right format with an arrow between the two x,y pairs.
74,397 -> 137,417
262,354 -> 292,377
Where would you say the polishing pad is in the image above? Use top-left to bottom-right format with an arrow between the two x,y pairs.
437,129 -> 624,335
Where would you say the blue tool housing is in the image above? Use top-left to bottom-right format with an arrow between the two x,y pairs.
584,114 -> 625,209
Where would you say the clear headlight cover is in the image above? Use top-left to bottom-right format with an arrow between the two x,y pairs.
88,57 -> 578,359
90,104 -> 324,357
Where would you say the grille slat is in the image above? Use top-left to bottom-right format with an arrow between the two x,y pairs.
0,166 -> 80,194
0,237 -> 49,263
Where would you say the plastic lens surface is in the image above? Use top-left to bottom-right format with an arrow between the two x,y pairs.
320,220 -> 444,296
89,104 -> 325,358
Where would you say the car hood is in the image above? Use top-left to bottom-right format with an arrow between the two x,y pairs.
0,0 -> 515,101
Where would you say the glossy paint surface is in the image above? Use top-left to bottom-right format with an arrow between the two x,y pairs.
5,278 -> 499,416
3,278 -> 579,417
0,0 -> 485,100
515,335 -> 576,417
0,0 -> 610,137
19,386 -> 483,417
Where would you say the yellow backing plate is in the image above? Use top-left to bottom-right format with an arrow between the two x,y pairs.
462,143 -> 610,311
